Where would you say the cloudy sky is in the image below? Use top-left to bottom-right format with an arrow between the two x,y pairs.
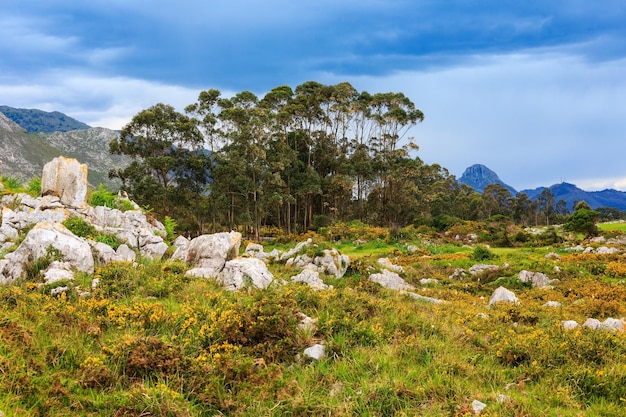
1,1 -> 625,191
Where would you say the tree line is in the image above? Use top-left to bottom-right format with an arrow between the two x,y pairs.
108,81 -> 605,237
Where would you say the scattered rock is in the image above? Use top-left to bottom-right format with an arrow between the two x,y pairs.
583,317 -> 624,331
406,292 -> 446,304
369,269 -> 414,291
419,278 -> 439,285
377,257 -> 404,273
471,399 -> 487,415
518,270 -> 553,288
562,320 -> 579,330
488,287 -> 518,306
469,264 -> 500,275
215,258 -> 273,291
303,344 -> 325,360
542,301 -> 562,308
291,269 -> 330,290
544,252 -> 560,260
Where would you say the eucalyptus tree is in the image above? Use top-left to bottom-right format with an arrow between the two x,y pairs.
109,103 -> 208,220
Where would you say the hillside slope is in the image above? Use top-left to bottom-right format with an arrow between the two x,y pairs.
0,113 -> 128,187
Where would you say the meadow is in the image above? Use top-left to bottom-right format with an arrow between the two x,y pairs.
0,223 -> 625,416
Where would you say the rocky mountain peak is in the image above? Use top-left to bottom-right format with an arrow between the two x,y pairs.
459,164 -> 517,195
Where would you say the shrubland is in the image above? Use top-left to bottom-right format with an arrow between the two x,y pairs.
0,213 -> 625,416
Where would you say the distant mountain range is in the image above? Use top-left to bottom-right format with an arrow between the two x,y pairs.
459,164 -> 626,211
0,108 -> 128,187
0,105 -> 91,133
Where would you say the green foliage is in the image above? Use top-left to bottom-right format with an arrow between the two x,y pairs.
26,177 -> 41,197
62,216 -> 123,250
63,216 -> 97,238
164,216 -> 178,241
88,184 -> 135,211
471,245 -> 495,261
564,205 -> 600,237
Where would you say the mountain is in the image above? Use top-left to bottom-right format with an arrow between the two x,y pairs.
0,112 -> 129,187
0,105 -> 90,133
521,183 -> 626,212
458,164 -> 517,195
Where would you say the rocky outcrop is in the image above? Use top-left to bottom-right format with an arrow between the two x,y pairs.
217,258 -> 274,291
41,156 -> 88,208
0,222 -> 94,283
518,270 -> 554,288
172,232 -> 242,278
369,269 -> 415,291
0,157 -> 169,284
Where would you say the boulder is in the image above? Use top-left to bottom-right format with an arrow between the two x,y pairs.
377,257 -> 404,273
583,317 -> 624,331
562,320 -> 579,330
406,291 -> 446,304
369,269 -> 414,291
215,258 -> 273,291
469,264 -> 500,275
173,231 -> 242,277
0,222 -> 94,282
518,270 -> 552,288
291,269 -> 329,290
42,261 -> 74,284
41,156 -> 88,208
288,248 -> 349,278
542,301 -> 562,308
488,287 -> 518,306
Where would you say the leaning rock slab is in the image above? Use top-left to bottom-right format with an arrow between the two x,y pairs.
216,258 -> 273,291
41,156 -> 88,208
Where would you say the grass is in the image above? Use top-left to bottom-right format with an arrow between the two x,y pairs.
1,228 -> 626,416
598,222 -> 626,232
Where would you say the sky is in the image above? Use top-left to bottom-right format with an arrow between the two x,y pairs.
1,0 -> 625,192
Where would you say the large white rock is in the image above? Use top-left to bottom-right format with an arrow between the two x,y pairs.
216,258 -> 273,291
369,269 -> 415,291
518,270 -> 552,288
291,269 -> 329,290
0,222 -> 94,282
488,286 -> 518,306
41,156 -> 88,208
173,231 -> 242,277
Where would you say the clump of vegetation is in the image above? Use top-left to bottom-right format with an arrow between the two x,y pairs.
471,245 -> 495,261
63,216 -> 124,250
88,184 -> 135,211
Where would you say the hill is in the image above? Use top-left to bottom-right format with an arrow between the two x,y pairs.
458,164 -> 517,195
0,105 -> 91,133
0,113 -> 128,187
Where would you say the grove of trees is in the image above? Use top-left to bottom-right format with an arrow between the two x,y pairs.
108,81 -> 595,237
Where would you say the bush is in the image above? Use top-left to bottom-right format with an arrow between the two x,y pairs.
471,245 -> 495,261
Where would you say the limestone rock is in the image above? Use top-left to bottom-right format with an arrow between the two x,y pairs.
173,231 -> 242,277
543,301 -> 562,308
42,261 -> 74,284
488,286 -> 518,306
406,291 -> 446,304
471,399 -> 487,415
583,317 -> 624,331
378,257 -> 404,273
470,264 -> 500,275
215,258 -> 273,291
291,269 -> 329,290
41,156 -> 88,208
518,270 -> 552,288
369,269 -> 414,291
303,344 -> 325,361
562,320 -> 579,330
0,222 -> 94,282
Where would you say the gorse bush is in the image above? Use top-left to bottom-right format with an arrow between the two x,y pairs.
471,245 -> 495,261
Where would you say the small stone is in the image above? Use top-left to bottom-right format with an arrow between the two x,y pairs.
303,344 -> 325,360
471,399 -> 487,414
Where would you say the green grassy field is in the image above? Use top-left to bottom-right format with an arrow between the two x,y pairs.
1,230 -> 626,416
598,222 -> 626,232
